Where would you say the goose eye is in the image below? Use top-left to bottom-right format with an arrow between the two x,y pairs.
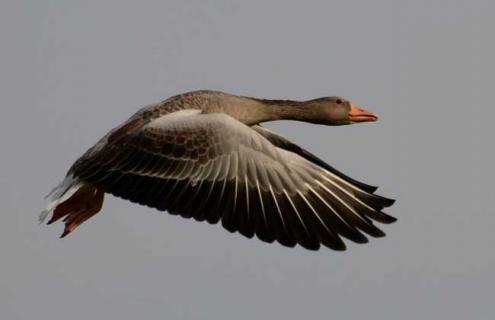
336,99 -> 342,105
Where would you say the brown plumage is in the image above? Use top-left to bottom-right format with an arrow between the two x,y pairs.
41,90 -> 395,251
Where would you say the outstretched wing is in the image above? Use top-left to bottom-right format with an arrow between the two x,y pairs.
251,125 -> 380,193
71,110 -> 395,250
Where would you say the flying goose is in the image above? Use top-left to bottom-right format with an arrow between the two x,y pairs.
41,90 -> 395,251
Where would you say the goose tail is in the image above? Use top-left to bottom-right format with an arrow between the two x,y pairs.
40,175 -> 104,237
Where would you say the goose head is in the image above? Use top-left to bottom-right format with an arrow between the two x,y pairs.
308,97 -> 378,125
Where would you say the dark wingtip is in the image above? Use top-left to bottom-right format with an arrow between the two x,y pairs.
367,195 -> 396,211
369,186 -> 379,193
348,233 -> 369,244
299,242 -> 321,251
331,243 -> 347,251
373,195 -> 395,208
321,236 -> 347,251
382,197 -> 396,207
374,212 -> 397,224
363,185 -> 378,193
365,226 -> 386,238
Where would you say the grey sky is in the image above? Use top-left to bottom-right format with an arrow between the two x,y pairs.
1,1 -> 494,319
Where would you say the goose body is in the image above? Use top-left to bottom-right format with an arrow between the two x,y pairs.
41,90 -> 395,251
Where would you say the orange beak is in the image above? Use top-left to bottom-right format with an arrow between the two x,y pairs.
349,104 -> 378,122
